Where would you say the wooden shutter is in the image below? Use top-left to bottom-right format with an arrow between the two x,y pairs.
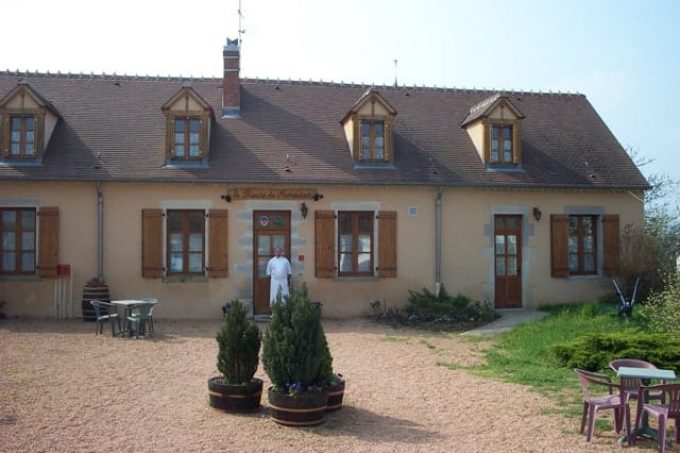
602,214 -> 620,277
550,214 -> 569,278
142,209 -> 163,278
377,210 -> 397,278
208,209 -> 228,278
315,210 -> 336,278
37,207 -> 59,278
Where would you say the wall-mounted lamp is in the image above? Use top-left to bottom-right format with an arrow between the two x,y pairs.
300,202 -> 309,219
220,194 -> 232,203
313,193 -> 324,202
532,206 -> 542,222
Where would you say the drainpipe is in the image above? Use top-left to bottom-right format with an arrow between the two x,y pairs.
435,185 -> 443,296
96,181 -> 104,281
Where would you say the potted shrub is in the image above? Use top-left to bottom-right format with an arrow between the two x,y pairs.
263,285 -> 331,426
208,300 -> 263,412
317,333 -> 345,412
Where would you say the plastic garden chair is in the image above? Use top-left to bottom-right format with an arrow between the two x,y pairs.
634,383 -> 680,453
90,300 -> 121,336
574,368 -> 631,445
609,359 -> 664,402
126,300 -> 156,339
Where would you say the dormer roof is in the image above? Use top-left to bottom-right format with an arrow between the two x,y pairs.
0,82 -> 61,117
341,88 -> 397,124
460,93 -> 525,127
161,86 -> 213,116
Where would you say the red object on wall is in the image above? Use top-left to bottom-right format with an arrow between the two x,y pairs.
57,264 -> 71,276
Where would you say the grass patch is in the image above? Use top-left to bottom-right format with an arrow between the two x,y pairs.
380,335 -> 409,343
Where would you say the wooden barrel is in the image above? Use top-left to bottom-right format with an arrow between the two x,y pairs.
268,387 -> 327,426
326,379 -> 345,412
82,279 -> 110,321
208,377 -> 263,412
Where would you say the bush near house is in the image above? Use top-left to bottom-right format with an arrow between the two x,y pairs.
638,271 -> 680,334
406,285 -> 495,323
549,331 -> 680,372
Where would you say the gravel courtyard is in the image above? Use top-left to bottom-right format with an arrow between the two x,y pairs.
0,318 -> 665,452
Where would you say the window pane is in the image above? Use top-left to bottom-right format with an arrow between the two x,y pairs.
568,236 -> 578,253
189,133 -> 199,145
258,257 -> 268,277
26,117 -> 34,130
569,217 -> 578,233
173,144 -> 185,157
358,253 -> 371,272
3,253 -> 16,271
374,122 -> 384,135
491,149 -> 499,162
189,119 -> 200,132
167,213 -> 182,232
21,211 -> 35,230
583,236 -> 594,252
2,211 -> 16,229
21,253 -> 35,272
583,218 -> 593,235
358,235 -> 371,253
10,143 -> 20,154
506,217 -> 516,229
568,254 -> 578,271
507,235 -> 517,255
175,119 -> 185,132
495,235 -> 505,254
502,126 -> 511,139
26,131 -> 35,144
339,253 -> 352,272
3,232 -> 16,249
358,214 -> 372,232
492,127 -> 499,139
495,257 -> 505,276
22,232 -> 35,251
174,133 -> 184,145
189,233 -> 202,252
170,253 -> 183,272
189,212 -> 203,233
584,254 -> 595,272
339,234 -> 352,252
189,144 -> 200,157
507,256 -> 517,276
374,147 -> 384,160
189,253 -> 203,272
338,214 -> 351,233
170,233 -> 183,252
361,122 -> 370,136
503,150 -> 512,162
272,235 -> 285,253
258,236 -> 270,255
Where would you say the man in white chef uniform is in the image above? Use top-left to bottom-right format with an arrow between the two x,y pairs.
266,247 -> 292,305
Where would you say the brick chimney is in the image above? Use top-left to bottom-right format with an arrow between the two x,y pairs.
222,38 -> 240,118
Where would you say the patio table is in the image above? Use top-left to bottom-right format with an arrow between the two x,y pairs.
111,300 -> 155,337
617,366 -> 677,443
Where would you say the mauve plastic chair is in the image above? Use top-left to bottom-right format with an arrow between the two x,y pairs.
574,368 -> 631,445
609,359 -> 664,402
635,383 -> 680,453
90,300 -> 120,336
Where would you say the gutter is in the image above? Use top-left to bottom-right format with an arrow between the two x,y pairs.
96,181 -> 103,281
435,185 -> 443,296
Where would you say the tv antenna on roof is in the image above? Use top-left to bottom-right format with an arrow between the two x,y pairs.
238,0 -> 246,44
393,59 -> 398,87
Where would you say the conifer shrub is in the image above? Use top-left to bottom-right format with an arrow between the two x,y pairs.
216,300 -> 261,385
262,284 -> 332,394
407,285 -> 495,322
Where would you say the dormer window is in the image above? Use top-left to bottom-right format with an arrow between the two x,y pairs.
10,115 -> 36,157
0,83 -> 60,162
461,94 -> 525,169
162,87 -> 213,164
342,89 -> 397,166
360,120 -> 385,161
173,116 -> 202,159
490,124 -> 513,164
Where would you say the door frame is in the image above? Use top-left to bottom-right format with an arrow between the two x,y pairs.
252,210 -> 291,315
493,214 -> 523,309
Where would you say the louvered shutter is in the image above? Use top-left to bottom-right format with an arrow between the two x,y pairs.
550,214 -> 569,278
208,209 -> 228,278
315,210 -> 336,278
142,209 -> 163,278
37,207 -> 59,278
377,210 -> 397,278
602,215 -> 620,277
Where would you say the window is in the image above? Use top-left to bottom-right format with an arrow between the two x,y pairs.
9,115 -> 36,157
338,211 -> 374,276
1,208 -> 36,275
568,215 -> 597,274
360,120 -> 385,162
166,210 -> 205,275
172,117 -> 201,159
490,124 -> 513,164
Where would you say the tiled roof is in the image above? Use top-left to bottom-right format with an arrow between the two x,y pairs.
0,71 -> 648,189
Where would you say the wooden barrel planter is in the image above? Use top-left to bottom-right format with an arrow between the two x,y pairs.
325,378 -> 345,412
208,377 -> 263,412
268,387 -> 327,426
81,279 -> 110,322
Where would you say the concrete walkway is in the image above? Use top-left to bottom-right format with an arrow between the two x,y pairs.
462,309 -> 549,337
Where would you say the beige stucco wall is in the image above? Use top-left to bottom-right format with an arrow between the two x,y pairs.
6,94 -> 39,109
0,181 -> 644,319
465,121 -> 485,162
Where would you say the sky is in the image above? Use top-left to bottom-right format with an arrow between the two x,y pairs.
2,0 -> 679,188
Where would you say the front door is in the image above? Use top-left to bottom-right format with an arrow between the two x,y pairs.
494,215 -> 522,308
253,211 -> 291,315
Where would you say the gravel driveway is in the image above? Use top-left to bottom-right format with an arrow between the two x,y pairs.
0,318 -> 663,452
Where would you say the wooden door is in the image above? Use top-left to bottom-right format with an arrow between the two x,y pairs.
253,211 -> 291,315
494,215 -> 522,309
